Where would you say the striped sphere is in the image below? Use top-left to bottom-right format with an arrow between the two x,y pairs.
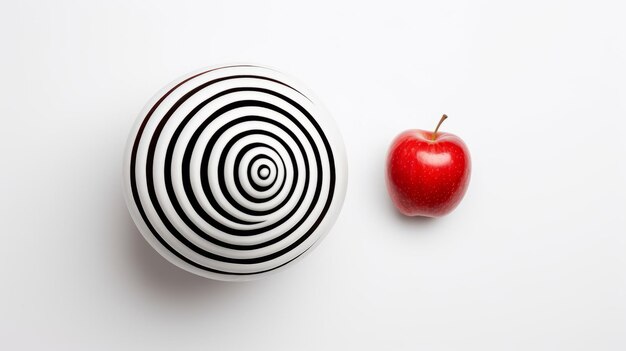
123,64 -> 348,281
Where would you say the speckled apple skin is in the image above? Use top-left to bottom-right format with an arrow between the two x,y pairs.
386,130 -> 471,217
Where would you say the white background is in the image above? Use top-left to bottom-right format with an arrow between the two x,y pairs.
1,0 -> 625,350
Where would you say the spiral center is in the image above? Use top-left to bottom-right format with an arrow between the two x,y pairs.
258,165 -> 270,179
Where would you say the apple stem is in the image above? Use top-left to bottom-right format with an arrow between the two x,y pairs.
431,114 -> 448,141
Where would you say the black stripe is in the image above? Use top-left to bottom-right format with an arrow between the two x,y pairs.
257,165 -> 271,180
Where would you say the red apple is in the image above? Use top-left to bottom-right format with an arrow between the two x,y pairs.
386,115 -> 471,217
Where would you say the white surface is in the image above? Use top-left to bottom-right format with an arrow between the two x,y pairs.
1,0 -> 625,350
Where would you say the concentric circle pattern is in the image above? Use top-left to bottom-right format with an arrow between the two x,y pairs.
123,65 -> 348,280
